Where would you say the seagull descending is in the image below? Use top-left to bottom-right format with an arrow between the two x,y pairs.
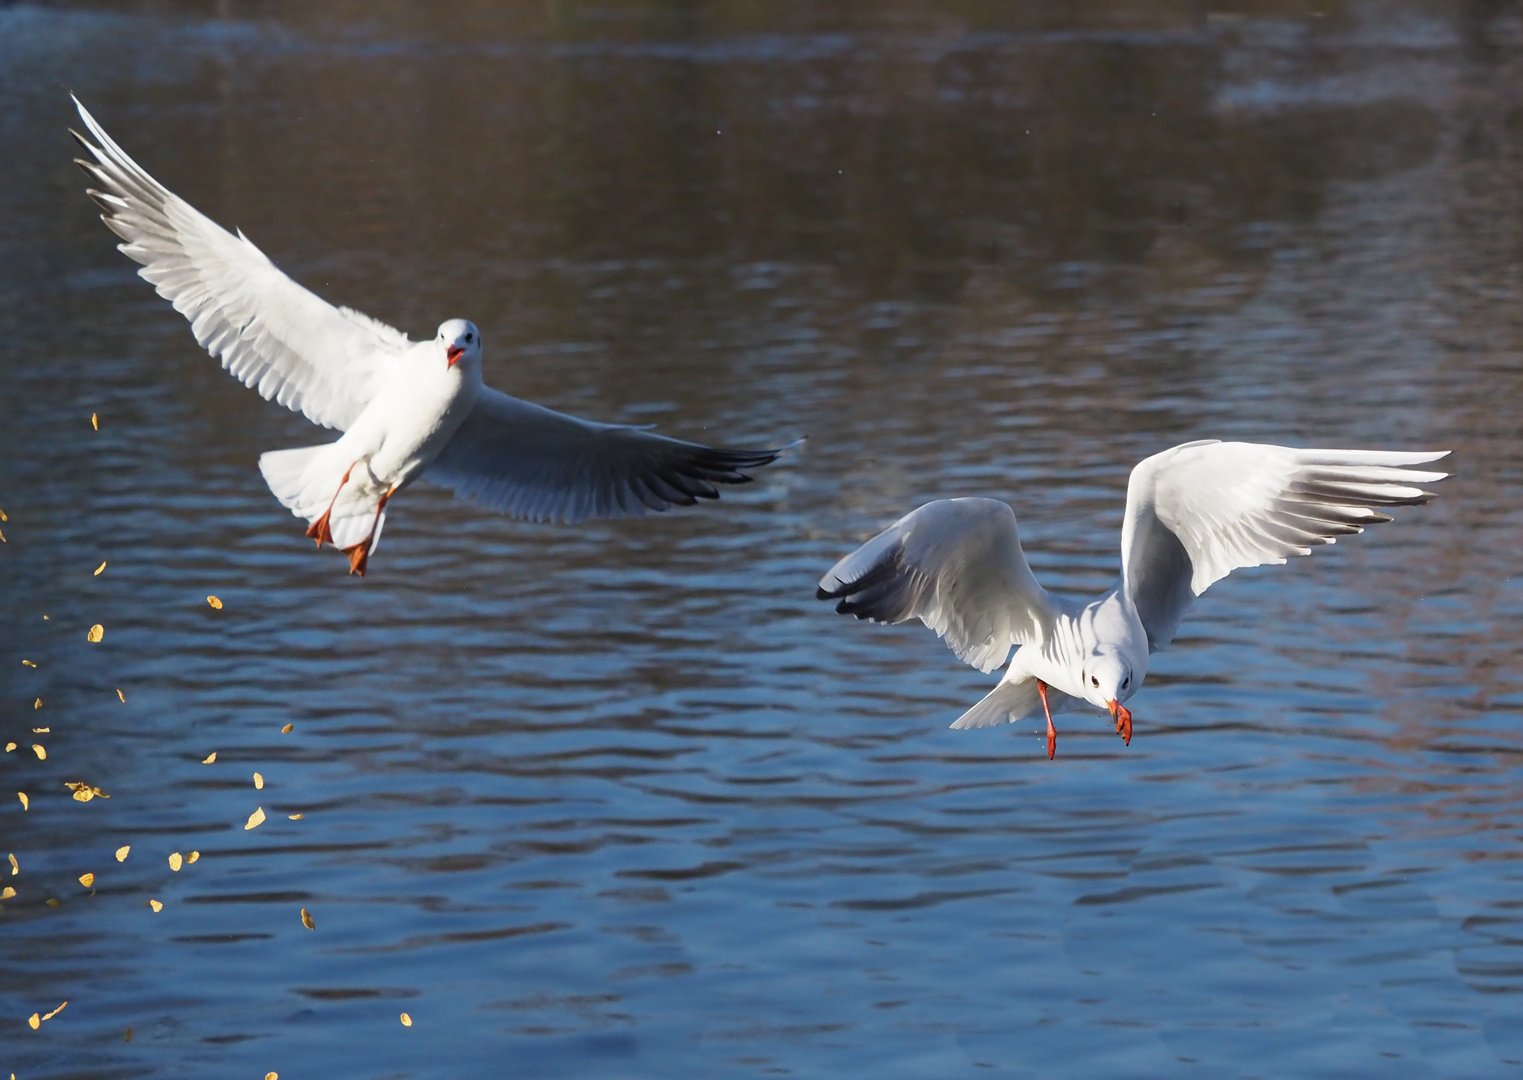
70,98 -> 790,575
818,441 -> 1449,758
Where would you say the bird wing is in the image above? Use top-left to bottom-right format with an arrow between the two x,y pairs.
425,387 -> 788,523
70,97 -> 410,432
1120,440 -> 1449,653
817,498 -> 1060,674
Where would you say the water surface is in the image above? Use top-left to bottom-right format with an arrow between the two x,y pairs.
2,2 -> 1523,1076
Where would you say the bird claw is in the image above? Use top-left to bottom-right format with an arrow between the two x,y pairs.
1114,703 -> 1133,746
306,510 -> 333,547
343,541 -> 370,576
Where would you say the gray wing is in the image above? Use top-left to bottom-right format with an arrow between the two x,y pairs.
817,498 -> 1059,673
1121,440 -> 1449,653
71,97 -> 409,432
426,388 -> 789,523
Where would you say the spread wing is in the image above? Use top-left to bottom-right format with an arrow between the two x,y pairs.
71,96 -> 410,432
817,498 -> 1060,673
1121,440 -> 1449,653
425,388 -> 789,523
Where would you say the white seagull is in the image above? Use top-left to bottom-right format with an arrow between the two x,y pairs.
70,98 -> 790,576
818,441 -> 1448,758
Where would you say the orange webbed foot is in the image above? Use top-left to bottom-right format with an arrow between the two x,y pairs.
344,541 -> 370,576
306,510 -> 334,547
1110,701 -> 1133,746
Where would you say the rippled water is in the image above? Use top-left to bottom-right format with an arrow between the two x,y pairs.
3,2 -> 1523,1076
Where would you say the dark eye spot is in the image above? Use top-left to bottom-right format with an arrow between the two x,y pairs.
1123,676 -> 1130,688
466,333 -> 473,343
1091,675 -> 1099,688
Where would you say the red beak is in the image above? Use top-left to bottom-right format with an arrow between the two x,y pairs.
1108,699 -> 1133,746
446,345 -> 465,368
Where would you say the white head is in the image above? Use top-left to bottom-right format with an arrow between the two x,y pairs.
1082,648 -> 1137,742
436,319 -> 482,373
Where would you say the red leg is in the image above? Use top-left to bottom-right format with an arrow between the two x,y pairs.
1114,702 -> 1133,746
1037,679 -> 1057,761
341,485 -> 395,578
306,462 -> 357,547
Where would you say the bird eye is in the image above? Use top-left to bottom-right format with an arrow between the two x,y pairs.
1091,675 -> 1099,688
1123,676 -> 1130,688
465,333 -> 473,343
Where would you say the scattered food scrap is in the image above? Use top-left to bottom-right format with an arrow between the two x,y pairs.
64,782 -> 109,802
207,595 -> 223,610
187,851 -> 200,864
16,793 -> 27,811
400,1012 -> 413,1027
281,723 -> 294,734
254,772 -> 264,790
86,624 -> 103,643
32,745 -> 45,760
301,907 -> 314,930
245,806 -> 266,830
114,846 -> 130,863
147,899 -> 163,912
168,853 -> 182,872
94,561 -> 106,576
78,873 -> 94,888
202,752 -> 217,764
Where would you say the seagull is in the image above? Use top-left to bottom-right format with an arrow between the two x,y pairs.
817,441 -> 1448,759
70,98 -> 791,575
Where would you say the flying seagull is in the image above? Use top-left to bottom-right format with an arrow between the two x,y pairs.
818,440 -> 1448,758
70,97 -> 790,575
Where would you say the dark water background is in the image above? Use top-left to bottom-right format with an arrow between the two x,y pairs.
2,2 -> 1522,1076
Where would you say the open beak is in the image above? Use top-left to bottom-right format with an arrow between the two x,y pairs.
446,345 -> 465,368
1108,699 -> 1133,746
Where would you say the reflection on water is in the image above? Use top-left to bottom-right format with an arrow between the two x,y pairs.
3,1 -> 1523,1076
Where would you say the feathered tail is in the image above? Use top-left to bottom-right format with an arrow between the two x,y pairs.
950,677 -> 1074,729
258,444 -> 388,554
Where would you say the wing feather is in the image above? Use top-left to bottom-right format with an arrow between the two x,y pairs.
426,388 -> 788,523
1121,440 -> 1448,652
70,97 -> 409,431
817,498 -> 1059,673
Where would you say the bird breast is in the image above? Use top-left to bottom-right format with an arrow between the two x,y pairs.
361,359 -> 479,484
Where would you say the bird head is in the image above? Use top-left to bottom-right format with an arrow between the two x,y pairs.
1083,649 -> 1136,738
436,319 -> 482,373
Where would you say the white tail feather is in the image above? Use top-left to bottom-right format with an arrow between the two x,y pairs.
258,444 -> 383,551
950,678 -> 1074,729
260,445 -> 330,515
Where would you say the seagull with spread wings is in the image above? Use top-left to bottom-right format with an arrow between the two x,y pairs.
818,441 -> 1448,758
71,98 -> 790,575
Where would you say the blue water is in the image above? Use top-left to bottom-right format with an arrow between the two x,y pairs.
2,3 -> 1522,1077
